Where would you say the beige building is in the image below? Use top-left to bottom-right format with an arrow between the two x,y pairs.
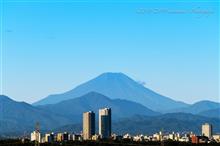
45,134 -> 50,142
83,111 -> 95,140
56,133 -> 63,142
31,131 -> 41,143
202,123 -> 212,138
213,134 -> 220,143
44,133 -> 54,143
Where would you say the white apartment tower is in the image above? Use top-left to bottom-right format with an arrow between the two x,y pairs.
202,123 -> 212,138
99,108 -> 111,139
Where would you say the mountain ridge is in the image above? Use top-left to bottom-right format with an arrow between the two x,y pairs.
54,112 -> 220,135
0,95 -> 72,134
34,72 -> 188,112
37,91 -> 159,122
1,94 -> 219,135
166,100 -> 220,115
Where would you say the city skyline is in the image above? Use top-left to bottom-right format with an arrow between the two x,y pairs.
27,109 -> 219,144
0,0 -> 219,104
0,1 -> 219,145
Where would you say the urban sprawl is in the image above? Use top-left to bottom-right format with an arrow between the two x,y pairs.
29,108 -> 220,144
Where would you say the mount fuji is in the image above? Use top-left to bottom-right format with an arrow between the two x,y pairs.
34,72 -> 188,112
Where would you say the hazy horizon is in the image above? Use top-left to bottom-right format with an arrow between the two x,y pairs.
0,0 -> 219,104
1,71 -> 219,105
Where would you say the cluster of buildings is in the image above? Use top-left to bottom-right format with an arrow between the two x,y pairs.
191,123 -> 220,144
31,108 -> 112,143
115,123 -> 220,143
31,131 -> 83,143
83,108 -> 111,140
30,108 -> 220,144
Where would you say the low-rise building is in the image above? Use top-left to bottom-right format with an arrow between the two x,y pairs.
123,133 -> 132,140
31,131 -> 41,143
168,132 -> 175,140
73,134 -> 83,141
191,135 -> 209,144
133,135 -> 144,142
56,133 -> 63,142
112,134 -> 123,141
213,134 -> 220,143
45,133 -> 54,143
92,134 -> 101,141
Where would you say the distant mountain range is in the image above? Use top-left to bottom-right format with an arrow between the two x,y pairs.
0,95 -> 71,135
37,92 -> 159,123
34,72 -> 188,112
114,113 -> 220,135
0,92 -> 159,135
1,72 -> 219,135
198,108 -> 220,118
167,100 -> 220,116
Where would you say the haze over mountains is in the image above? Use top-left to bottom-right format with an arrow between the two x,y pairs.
0,95 -> 71,134
38,92 -> 159,123
54,113 -> 220,135
0,72 -> 219,135
168,100 -> 220,115
0,92 -> 159,134
34,73 -> 188,112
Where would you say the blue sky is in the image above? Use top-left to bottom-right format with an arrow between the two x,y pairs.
1,0 -> 219,104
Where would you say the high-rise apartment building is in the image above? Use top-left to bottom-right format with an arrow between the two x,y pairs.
83,111 -> 95,140
202,123 -> 212,138
99,108 -> 111,138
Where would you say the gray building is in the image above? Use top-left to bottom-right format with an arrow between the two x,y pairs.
99,108 -> 111,139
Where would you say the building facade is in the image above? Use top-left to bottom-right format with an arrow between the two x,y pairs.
83,111 -> 95,140
31,131 -> 41,143
99,108 -> 111,139
202,123 -> 212,138
45,133 -> 54,143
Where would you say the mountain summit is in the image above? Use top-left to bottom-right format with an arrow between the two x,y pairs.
34,72 -> 188,111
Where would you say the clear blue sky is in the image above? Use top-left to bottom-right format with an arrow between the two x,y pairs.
1,0 -> 219,104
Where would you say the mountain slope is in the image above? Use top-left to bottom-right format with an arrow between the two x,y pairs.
114,113 -> 220,135
34,72 -> 188,111
198,108 -> 220,118
54,113 -> 220,135
0,95 -> 71,134
38,92 -> 159,123
167,100 -> 220,116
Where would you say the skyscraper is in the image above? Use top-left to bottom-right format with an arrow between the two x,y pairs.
202,123 -> 212,138
99,108 -> 111,139
83,111 -> 95,140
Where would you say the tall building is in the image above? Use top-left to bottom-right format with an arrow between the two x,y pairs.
99,108 -> 111,139
83,111 -> 95,140
202,123 -> 212,138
